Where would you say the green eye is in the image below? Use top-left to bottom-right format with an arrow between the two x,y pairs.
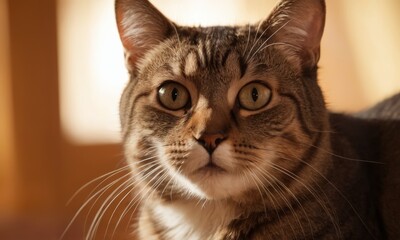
158,82 -> 190,110
238,82 -> 271,111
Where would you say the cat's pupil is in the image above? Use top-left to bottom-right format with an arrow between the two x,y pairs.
171,88 -> 178,101
252,88 -> 259,102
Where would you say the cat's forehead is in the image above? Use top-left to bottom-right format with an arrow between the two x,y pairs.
138,24 -> 285,100
165,43 -> 245,91
180,26 -> 241,45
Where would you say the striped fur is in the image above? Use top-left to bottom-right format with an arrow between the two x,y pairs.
113,0 -> 400,239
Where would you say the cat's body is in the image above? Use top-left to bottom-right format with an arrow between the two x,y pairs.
114,0 -> 400,239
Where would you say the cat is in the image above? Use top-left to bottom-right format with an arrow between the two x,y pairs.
114,0 -> 400,239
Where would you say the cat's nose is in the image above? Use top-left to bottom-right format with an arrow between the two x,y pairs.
196,132 -> 227,154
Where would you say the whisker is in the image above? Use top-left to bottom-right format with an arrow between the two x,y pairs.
256,42 -> 300,59
66,164 -> 131,206
247,20 -> 291,63
244,166 -> 268,213
245,20 -> 264,61
118,164 -> 168,234
304,142 -> 382,164
86,176 -> 135,240
244,167 -> 286,238
242,24 -> 252,60
160,165 -> 181,198
170,21 -> 181,47
269,161 -> 339,238
246,27 -> 273,62
101,182 -> 136,240
250,163 -> 305,239
60,170 -> 133,240
277,151 -> 375,239
62,152 -> 158,240
114,168 -> 172,239
88,162 -> 163,240
109,161 -> 170,239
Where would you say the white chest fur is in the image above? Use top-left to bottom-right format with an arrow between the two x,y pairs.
153,200 -> 238,240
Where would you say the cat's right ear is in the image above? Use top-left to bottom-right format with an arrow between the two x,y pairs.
115,0 -> 174,73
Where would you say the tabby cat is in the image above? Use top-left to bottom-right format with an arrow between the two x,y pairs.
114,0 -> 400,239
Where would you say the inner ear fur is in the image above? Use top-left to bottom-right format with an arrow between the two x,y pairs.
115,0 -> 175,72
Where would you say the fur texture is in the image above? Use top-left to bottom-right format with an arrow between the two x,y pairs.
114,0 -> 400,239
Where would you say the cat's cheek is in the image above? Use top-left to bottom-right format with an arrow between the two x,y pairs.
181,144 -> 210,174
212,144 -> 237,172
123,128 -> 154,160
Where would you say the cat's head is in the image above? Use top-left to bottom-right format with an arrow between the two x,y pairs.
116,0 -> 327,200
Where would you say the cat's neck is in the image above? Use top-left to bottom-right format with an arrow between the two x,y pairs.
141,198 -> 239,240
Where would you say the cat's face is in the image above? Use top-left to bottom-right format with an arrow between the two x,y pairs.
116,0 -> 327,200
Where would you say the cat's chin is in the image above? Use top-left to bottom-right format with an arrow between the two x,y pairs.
189,170 -> 247,200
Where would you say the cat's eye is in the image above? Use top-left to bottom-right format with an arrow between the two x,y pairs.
158,82 -> 190,110
238,82 -> 271,111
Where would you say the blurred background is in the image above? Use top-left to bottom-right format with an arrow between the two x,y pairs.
1,0 -> 399,239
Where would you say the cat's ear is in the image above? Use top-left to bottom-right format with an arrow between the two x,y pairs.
263,0 -> 326,69
115,0 -> 175,73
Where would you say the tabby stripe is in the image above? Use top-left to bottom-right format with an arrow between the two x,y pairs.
221,49 -> 232,67
148,208 -> 167,240
280,93 -> 313,137
282,149 -> 335,238
243,199 -> 310,239
123,91 -> 152,140
119,83 -> 133,121
310,220 -> 340,240
266,114 -> 295,133
230,110 -> 240,127
302,81 -> 316,113
121,82 -> 136,119
302,78 -> 322,128
238,56 -> 248,78
162,62 -> 174,75
179,55 -> 187,78
280,130 -> 322,187
121,83 -> 136,141
299,129 -> 322,165
135,138 -> 154,156
271,130 -> 322,207
279,131 -> 344,238
208,42 -> 216,68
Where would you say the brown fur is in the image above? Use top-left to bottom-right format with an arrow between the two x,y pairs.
114,0 -> 400,239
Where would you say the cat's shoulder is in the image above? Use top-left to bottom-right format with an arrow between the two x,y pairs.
356,92 -> 400,120
330,93 -> 400,239
329,92 -> 400,147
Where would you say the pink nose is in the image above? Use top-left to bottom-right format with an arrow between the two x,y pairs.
196,132 -> 226,154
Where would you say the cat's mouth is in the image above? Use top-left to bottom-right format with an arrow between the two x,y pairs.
196,161 -> 226,174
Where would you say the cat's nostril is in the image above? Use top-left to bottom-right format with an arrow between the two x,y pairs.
198,139 -> 206,147
196,133 -> 226,154
215,137 -> 224,146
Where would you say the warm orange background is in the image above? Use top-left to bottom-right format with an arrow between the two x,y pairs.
1,0 -> 399,239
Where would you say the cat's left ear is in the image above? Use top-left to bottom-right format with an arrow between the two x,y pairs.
115,0 -> 175,73
263,0 -> 326,69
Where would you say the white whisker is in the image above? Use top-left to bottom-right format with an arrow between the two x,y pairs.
66,164 -> 131,206
61,170 -> 132,240
247,20 -> 292,63
249,162 -> 305,239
